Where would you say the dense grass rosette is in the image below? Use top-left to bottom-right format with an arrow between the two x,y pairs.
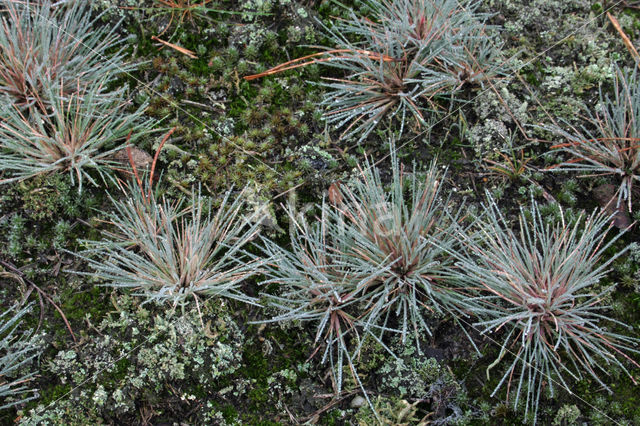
0,302 -> 40,410
548,65 -> 640,211
0,81 -> 149,192
259,153 -> 474,392
316,0 -> 507,141
0,0 -> 134,108
75,184 -> 264,306
452,198 -> 640,420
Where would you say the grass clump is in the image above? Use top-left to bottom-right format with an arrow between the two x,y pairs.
0,81 -> 149,192
0,0 -> 134,108
0,1 -> 151,191
258,149 -> 472,394
547,65 -> 640,211
75,181 -> 264,306
308,0 -> 507,141
451,198 -> 640,422
0,302 -> 40,410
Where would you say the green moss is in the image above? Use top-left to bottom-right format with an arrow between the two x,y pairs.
20,296 -> 246,424
219,403 -> 238,422
37,383 -> 72,408
521,61 -> 543,87
59,286 -> 110,322
0,173 -> 103,266
103,359 -> 132,387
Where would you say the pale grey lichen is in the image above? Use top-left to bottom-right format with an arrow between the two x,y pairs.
468,83 -> 528,158
553,404 -> 581,426
19,295 -> 245,424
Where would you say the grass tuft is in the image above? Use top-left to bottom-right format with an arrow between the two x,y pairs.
0,80 -> 150,192
314,0 -> 508,141
547,65 -> 640,211
452,197 -> 640,421
0,302 -> 40,410
258,149 -> 473,395
74,181 -> 265,307
0,0 -> 134,108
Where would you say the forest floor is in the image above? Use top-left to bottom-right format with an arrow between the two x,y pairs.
2,0 -> 640,424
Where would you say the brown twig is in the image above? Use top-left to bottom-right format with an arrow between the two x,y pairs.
607,12 -> 640,68
124,131 -> 146,203
243,49 -> 398,81
151,35 -> 197,59
148,127 -> 176,198
298,390 -> 359,423
153,0 -> 213,36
